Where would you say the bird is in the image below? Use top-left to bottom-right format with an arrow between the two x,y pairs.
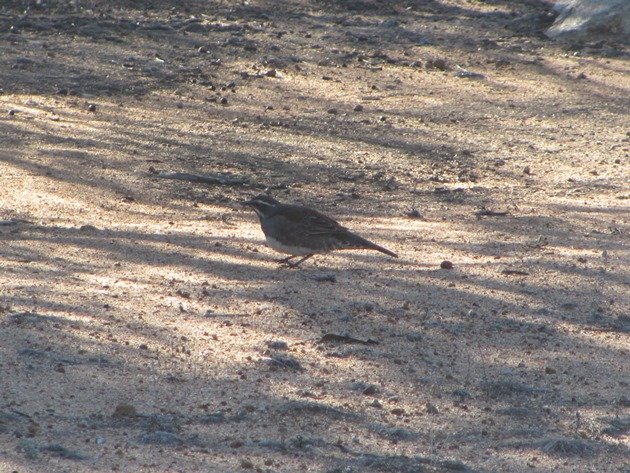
243,194 -> 398,268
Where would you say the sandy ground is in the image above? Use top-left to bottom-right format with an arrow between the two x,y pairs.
0,1 -> 628,472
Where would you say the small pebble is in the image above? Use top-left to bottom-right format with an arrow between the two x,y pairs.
427,58 -> 448,70
354,104 -> 364,112
440,260 -> 453,270
266,340 -> 289,350
87,103 -> 97,112
220,97 -> 228,105
112,403 -> 137,419
362,385 -> 378,396
79,224 -> 98,233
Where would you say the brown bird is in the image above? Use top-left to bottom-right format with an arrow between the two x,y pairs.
243,195 -> 398,267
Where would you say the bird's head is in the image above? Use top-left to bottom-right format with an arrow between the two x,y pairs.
242,194 -> 280,218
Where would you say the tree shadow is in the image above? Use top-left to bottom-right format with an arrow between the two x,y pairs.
1,0 -> 628,472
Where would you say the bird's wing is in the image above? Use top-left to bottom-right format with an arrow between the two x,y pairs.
282,205 -> 346,235
304,212 -> 346,235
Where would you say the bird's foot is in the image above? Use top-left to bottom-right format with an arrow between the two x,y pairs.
275,256 -> 298,266
277,254 -> 314,269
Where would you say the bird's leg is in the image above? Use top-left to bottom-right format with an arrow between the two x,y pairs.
287,254 -> 314,268
276,255 -> 299,265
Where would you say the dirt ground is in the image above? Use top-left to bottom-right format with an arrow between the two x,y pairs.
1,1 -> 628,472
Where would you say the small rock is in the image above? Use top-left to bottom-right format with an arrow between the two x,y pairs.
78,224 -> 98,233
426,58 -> 448,71
455,68 -> 485,79
112,403 -> 137,419
327,108 -> 338,114
426,402 -> 439,415
241,459 -> 254,469
406,208 -> 422,218
545,366 -> 557,374
370,399 -> 382,408
440,260 -> 453,270
576,72 -> 587,80
362,385 -> 378,396
220,97 -> 228,105
266,340 -> 289,350
353,104 -> 364,112
267,355 -> 302,371
8,109 -> 18,116
381,19 -> 399,28
523,165 -> 531,175
390,408 -> 405,416
87,103 -> 97,112
265,69 -> 277,77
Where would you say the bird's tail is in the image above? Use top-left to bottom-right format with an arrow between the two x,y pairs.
341,232 -> 398,258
